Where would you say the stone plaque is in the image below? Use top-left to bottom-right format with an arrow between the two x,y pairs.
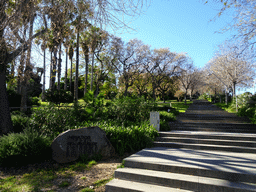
66,136 -> 97,158
150,112 -> 160,131
51,127 -> 115,163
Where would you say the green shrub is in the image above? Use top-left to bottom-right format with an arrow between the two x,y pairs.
106,96 -> 156,126
29,103 -> 87,139
11,112 -> 30,133
84,121 -> 159,156
7,88 -> 22,109
44,89 -> 73,105
29,96 -> 40,106
159,111 -> 176,131
83,91 -> 106,119
0,128 -> 51,166
198,93 -> 208,100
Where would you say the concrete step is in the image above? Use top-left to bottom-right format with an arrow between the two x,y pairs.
114,168 -> 256,192
153,141 -> 256,153
158,131 -> 256,141
155,137 -> 256,147
168,127 -> 256,133
105,179 -> 192,192
169,123 -> 256,128
124,147 -> 256,184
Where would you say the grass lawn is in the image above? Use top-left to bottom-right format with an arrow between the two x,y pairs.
157,100 -> 192,113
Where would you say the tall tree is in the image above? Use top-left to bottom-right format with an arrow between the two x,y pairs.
0,0 -> 150,134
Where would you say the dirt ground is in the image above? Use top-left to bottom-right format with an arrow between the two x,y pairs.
0,153 -> 132,192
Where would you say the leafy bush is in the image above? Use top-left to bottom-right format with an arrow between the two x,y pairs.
159,111 -> 176,131
29,96 -> 40,106
44,89 -> 73,105
29,103 -> 87,139
7,88 -> 22,109
107,96 -> 157,126
83,91 -> 106,119
198,93 -> 208,100
0,128 -> 51,166
11,112 -> 30,133
83,121 -> 158,156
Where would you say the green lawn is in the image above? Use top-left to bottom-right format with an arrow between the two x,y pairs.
157,100 -> 192,113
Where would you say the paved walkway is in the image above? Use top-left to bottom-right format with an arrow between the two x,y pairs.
106,100 -> 256,191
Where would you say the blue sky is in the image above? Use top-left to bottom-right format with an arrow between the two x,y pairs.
111,0 -> 235,69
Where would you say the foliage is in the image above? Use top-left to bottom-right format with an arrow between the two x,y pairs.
11,112 -> 30,133
106,96 -> 157,126
0,128 -> 51,166
7,88 -> 22,108
174,90 -> 185,102
83,90 -> 106,119
29,103 -> 87,139
29,96 -> 40,106
84,121 -> 159,156
198,93 -> 209,100
159,111 -> 176,131
44,89 -> 73,105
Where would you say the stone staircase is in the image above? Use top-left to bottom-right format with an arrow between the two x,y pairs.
105,100 -> 256,192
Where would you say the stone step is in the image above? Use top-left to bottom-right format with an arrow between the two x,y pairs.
123,147 -> 256,184
169,122 -> 256,129
114,168 -> 256,192
153,141 -> 256,153
105,179 -> 192,192
155,137 -> 256,147
158,131 -> 256,141
168,127 -> 256,133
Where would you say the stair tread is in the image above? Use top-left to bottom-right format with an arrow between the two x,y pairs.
159,131 -> 256,137
124,147 -> 256,176
154,140 -> 256,147
156,137 -> 256,143
115,168 -> 256,191
106,179 -> 192,192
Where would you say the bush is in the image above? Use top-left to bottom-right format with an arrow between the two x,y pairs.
44,89 -> 73,105
29,103 -> 87,139
84,121 -> 159,156
198,93 -> 208,100
7,88 -> 22,109
159,111 -> 176,131
106,96 -> 157,126
29,96 -> 40,106
83,91 -> 106,119
11,112 -> 30,133
0,128 -> 51,166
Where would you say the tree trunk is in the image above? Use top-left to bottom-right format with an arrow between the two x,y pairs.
57,44 -> 62,90
0,69 -> 13,135
64,48 -> 68,90
49,51 -> 53,89
124,83 -> 129,96
17,51 -> 25,94
184,89 -> 187,104
42,49 -> 46,101
17,28 -> 27,94
152,84 -> 156,100
21,16 -> 34,112
51,47 -> 57,90
74,31 -> 79,101
225,91 -> 228,105
84,54 -> 89,96
70,56 -> 73,92
233,82 -> 236,99
90,51 -> 95,91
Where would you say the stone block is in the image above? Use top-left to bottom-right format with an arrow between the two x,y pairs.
51,126 -> 115,163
